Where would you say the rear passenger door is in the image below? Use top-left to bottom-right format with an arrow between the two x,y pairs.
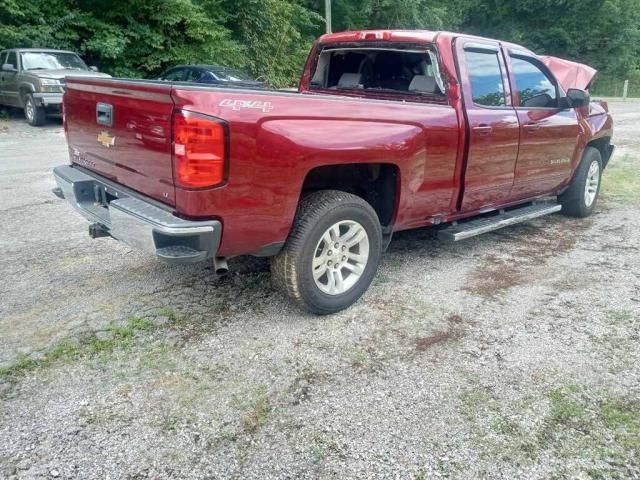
506,52 -> 580,199
0,51 -> 7,104
456,40 -> 520,211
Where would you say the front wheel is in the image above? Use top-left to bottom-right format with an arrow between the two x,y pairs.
559,146 -> 602,218
271,190 -> 383,315
24,93 -> 46,126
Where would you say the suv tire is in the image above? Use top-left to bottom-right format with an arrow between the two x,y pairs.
559,146 -> 602,218
24,93 -> 46,126
271,190 -> 383,314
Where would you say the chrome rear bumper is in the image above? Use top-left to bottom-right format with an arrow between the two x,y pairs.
52,165 -> 221,264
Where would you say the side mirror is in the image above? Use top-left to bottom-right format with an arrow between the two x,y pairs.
2,63 -> 16,72
566,88 -> 590,108
89,66 -> 98,72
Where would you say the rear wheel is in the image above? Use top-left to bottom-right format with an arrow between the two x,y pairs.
24,93 -> 46,126
559,147 -> 602,218
271,190 -> 382,314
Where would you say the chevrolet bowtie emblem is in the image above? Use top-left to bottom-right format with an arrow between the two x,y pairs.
97,130 -> 115,148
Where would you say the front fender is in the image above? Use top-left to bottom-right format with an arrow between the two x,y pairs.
17,80 -> 37,103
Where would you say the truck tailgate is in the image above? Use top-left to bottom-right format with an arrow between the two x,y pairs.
63,78 -> 176,206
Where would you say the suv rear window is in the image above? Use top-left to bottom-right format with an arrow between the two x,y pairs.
310,46 -> 445,97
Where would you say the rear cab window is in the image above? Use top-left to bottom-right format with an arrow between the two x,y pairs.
308,43 -> 447,103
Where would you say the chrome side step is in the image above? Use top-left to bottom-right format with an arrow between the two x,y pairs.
438,203 -> 562,242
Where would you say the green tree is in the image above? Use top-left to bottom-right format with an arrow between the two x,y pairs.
302,0 -> 464,31
459,0 -> 640,75
2,0 -> 639,85
220,0 -> 322,86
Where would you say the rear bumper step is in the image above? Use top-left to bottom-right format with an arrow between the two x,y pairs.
438,202 -> 562,242
52,165 -> 221,264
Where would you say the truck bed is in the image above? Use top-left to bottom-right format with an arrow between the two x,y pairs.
64,77 -> 461,256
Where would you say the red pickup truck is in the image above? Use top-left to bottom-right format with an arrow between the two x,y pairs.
53,29 -> 614,314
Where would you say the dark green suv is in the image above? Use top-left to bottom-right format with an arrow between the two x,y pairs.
0,48 -> 110,126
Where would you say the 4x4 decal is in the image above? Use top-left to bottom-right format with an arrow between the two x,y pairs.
219,99 -> 274,113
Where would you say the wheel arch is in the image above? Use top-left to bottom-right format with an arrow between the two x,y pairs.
18,82 -> 36,106
299,162 -> 400,229
586,136 -> 613,168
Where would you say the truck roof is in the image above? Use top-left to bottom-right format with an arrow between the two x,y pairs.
319,29 -> 439,44
318,29 -> 533,55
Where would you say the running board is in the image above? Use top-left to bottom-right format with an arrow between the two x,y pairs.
438,203 -> 562,242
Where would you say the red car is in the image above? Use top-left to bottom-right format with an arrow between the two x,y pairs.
53,29 -> 614,314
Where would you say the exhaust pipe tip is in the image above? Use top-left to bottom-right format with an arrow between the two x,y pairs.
213,256 -> 229,276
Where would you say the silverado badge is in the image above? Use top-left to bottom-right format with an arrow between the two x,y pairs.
97,131 -> 115,148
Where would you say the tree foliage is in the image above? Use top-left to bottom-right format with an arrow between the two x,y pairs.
460,0 -> 640,77
1,0 -> 638,85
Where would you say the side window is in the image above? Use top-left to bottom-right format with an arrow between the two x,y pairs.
510,56 -> 558,108
6,51 -> 18,70
162,68 -> 185,81
464,49 -> 506,107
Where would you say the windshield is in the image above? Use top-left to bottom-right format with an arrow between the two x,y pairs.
212,69 -> 254,82
21,52 -> 88,71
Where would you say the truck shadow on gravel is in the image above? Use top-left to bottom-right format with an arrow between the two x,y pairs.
386,212 -> 595,297
200,211 -> 596,311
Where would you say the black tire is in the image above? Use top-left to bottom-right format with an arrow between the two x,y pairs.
559,147 -> 603,218
24,93 -> 46,126
271,190 -> 383,315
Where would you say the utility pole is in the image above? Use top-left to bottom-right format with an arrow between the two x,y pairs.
325,0 -> 332,33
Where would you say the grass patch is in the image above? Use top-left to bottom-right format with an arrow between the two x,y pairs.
459,388 -> 493,421
289,365 -> 323,405
601,154 -> 640,204
348,346 -> 385,373
236,385 -> 271,435
155,307 -> 178,320
606,309 -> 635,325
309,433 -> 342,464
590,309 -> 638,373
0,315 -> 155,381
475,385 -> 640,475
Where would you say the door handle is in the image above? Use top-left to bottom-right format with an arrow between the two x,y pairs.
523,123 -> 541,132
472,124 -> 493,136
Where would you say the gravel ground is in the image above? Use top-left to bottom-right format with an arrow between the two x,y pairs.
0,102 -> 639,479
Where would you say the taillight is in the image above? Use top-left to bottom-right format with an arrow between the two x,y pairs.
172,110 -> 227,189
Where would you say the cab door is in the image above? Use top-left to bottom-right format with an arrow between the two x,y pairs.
1,51 -> 21,107
506,52 -> 580,199
456,40 -> 520,212
0,51 -> 7,104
